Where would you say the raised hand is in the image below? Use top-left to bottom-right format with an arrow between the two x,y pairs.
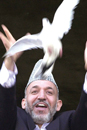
0,25 -> 23,71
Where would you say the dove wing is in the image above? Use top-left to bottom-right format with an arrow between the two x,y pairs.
4,34 -> 43,57
52,0 -> 80,39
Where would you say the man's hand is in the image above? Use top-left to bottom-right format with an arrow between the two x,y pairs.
0,25 -> 23,71
84,41 -> 87,70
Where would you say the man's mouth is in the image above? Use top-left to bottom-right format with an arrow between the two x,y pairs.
33,102 -> 49,112
36,103 -> 47,108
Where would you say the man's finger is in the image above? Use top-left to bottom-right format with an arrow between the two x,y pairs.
0,32 -> 9,50
1,24 -> 15,41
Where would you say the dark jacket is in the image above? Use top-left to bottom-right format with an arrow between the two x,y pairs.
0,84 -> 87,130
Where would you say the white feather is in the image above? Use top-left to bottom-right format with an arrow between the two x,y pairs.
4,34 -> 43,57
52,0 -> 80,39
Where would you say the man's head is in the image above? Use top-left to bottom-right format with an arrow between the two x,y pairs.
21,59 -> 62,126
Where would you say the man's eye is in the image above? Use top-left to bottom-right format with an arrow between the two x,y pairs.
32,90 -> 38,94
47,91 -> 53,95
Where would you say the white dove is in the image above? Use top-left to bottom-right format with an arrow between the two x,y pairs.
4,0 -> 80,77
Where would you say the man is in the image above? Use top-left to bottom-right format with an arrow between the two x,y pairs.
0,25 -> 87,130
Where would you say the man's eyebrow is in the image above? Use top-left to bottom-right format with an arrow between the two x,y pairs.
31,85 -> 39,89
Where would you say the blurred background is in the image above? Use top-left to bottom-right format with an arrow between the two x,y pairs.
0,0 -> 87,112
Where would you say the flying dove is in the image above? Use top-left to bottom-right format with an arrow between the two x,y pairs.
4,0 -> 80,77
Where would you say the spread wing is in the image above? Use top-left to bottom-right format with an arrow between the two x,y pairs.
52,0 -> 80,39
4,33 -> 43,57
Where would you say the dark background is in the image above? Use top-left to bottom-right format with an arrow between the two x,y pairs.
0,0 -> 87,112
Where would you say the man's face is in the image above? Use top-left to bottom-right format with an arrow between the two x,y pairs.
22,80 -> 62,124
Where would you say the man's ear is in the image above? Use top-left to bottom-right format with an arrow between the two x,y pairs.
56,100 -> 62,111
21,98 -> 26,109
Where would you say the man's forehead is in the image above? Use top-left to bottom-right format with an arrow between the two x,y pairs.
30,85 -> 55,90
27,80 -> 57,90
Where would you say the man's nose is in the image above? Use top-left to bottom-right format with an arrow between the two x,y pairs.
38,90 -> 46,100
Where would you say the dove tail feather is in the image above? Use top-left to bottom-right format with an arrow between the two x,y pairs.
42,62 -> 54,74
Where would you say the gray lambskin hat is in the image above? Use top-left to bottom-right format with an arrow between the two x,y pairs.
25,59 -> 59,92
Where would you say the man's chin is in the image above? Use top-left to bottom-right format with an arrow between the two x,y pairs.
31,111 -> 52,124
